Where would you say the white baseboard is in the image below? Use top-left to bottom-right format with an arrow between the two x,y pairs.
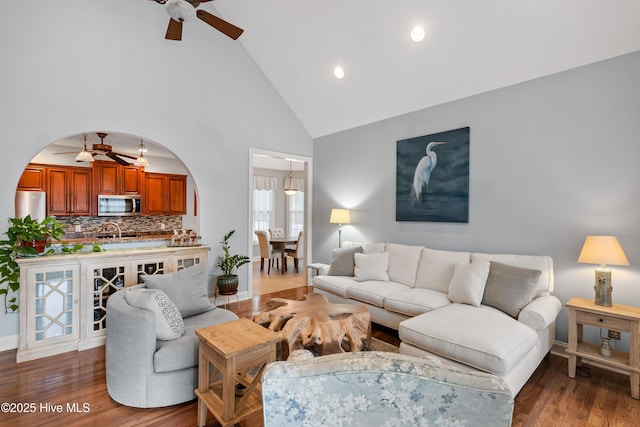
0,334 -> 18,352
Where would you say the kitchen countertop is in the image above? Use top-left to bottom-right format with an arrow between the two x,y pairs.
58,233 -> 174,246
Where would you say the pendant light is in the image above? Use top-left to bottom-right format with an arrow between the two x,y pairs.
75,133 -> 95,163
284,160 -> 298,195
135,139 -> 149,167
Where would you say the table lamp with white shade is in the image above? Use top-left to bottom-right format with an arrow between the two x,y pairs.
578,235 -> 629,307
329,208 -> 350,248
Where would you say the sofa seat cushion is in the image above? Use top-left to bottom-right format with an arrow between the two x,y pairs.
312,275 -> 356,298
383,288 -> 451,316
154,307 -> 239,373
346,281 -> 409,307
398,304 -> 537,375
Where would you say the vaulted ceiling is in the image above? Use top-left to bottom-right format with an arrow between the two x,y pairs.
213,0 -> 640,138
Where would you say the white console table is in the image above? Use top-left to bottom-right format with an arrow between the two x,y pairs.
16,245 -> 210,362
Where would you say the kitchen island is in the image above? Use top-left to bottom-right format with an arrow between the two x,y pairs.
16,245 -> 210,362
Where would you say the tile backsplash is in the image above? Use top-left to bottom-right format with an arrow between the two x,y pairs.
55,215 -> 183,236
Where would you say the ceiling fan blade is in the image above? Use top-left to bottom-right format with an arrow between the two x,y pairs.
196,10 -> 244,40
106,152 -> 131,166
112,152 -> 138,160
165,18 -> 183,41
54,151 -> 81,155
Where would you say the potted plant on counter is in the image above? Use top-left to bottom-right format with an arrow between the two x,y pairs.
0,215 -> 66,313
216,230 -> 250,296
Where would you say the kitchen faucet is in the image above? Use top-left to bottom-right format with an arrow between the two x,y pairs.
101,222 -> 122,239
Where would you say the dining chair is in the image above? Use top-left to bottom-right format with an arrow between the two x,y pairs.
269,228 -> 285,238
255,230 -> 280,273
284,231 -> 303,273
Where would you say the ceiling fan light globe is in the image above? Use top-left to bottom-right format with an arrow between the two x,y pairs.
75,150 -> 95,163
166,0 -> 196,22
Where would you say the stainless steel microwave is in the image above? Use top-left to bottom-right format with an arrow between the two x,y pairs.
97,194 -> 142,216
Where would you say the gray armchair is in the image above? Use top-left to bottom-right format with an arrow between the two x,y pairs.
105,289 -> 238,407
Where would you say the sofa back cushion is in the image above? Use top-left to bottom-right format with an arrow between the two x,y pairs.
415,248 -> 471,293
385,243 -> 423,287
471,252 -> 554,297
328,246 -> 363,276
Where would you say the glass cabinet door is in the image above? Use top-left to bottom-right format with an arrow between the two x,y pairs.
27,265 -> 79,348
91,264 -> 127,332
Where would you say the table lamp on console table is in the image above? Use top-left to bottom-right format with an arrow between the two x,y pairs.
578,235 -> 629,307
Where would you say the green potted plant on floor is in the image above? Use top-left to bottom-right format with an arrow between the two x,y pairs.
0,215 -> 66,313
216,230 -> 250,296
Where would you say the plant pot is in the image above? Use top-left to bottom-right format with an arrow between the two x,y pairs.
22,239 -> 48,253
217,275 -> 239,296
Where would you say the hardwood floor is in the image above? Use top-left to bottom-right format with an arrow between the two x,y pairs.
251,260 -> 306,295
1,286 -> 638,426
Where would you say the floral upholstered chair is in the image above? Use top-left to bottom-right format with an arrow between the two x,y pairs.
262,351 -> 514,426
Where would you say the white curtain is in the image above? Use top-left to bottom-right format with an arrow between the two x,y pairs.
254,176 -> 278,191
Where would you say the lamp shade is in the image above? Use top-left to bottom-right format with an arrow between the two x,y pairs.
329,208 -> 350,224
578,236 -> 629,266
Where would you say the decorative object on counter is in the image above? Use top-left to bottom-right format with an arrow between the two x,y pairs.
577,235 -> 629,306
0,215 -> 65,313
216,230 -> 250,296
169,229 -> 200,246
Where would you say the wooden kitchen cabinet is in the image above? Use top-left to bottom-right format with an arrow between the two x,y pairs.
144,172 -> 187,215
47,166 -> 93,216
17,164 -> 47,191
94,161 -> 142,195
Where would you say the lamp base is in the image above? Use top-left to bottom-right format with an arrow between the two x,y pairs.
594,268 -> 612,307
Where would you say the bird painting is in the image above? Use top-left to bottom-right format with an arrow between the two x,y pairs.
410,141 -> 447,202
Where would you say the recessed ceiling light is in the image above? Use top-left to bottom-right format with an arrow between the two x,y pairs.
333,66 -> 345,79
410,26 -> 425,42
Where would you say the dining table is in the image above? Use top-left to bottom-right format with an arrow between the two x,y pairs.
269,236 -> 298,274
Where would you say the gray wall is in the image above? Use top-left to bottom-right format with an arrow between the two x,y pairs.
313,51 -> 640,346
0,1 -> 312,347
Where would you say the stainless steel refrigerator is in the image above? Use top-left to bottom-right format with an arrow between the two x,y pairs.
15,191 -> 47,221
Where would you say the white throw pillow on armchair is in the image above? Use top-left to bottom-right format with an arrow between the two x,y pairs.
447,261 -> 490,306
354,252 -> 390,282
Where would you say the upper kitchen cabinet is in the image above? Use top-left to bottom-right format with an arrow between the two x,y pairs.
47,166 -> 93,216
17,164 -> 46,191
144,173 -> 186,215
94,161 -> 142,195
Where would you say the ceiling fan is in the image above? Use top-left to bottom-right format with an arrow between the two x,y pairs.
150,0 -> 244,41
55,133 -> 138,166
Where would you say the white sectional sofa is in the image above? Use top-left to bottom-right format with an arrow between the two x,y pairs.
311,242 -> 562,397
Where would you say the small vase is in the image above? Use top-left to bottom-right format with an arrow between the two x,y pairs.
217,275 -> 239,296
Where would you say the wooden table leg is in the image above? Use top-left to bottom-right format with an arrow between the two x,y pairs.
197,348 -> 208,427
222,357 -> 236,421
630,321 -> 639,399
568,308 -> 578,378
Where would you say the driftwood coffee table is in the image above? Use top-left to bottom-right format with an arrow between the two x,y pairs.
253,293 -> 371,360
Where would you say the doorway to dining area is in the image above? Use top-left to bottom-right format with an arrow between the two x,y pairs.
248,149 -> 312,296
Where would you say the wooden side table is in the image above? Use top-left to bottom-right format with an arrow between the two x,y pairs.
195,318 -> 279,427
566,297 -> 640,399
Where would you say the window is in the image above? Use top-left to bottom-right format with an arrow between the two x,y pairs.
287,190 -> 304,237
253,176 -> 278,241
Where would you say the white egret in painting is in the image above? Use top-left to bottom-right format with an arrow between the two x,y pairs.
411,141 -> 447,203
